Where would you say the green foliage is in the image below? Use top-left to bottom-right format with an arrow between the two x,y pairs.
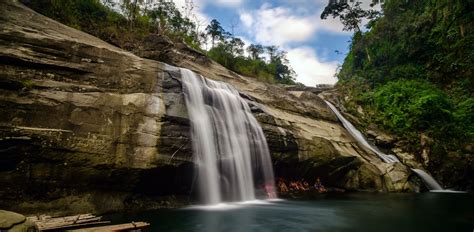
338,0 -> 474,87
205,19 -> 296,85
247,44 -> 264,60
20,79 -> 34,90
26,0 -> 201,49
26,0 -> 113,30
331,0 -> 474,165
453,98 -> 474,140
207,40 -> 296,85
147,1 -> 196,38
367,80 -> 452,134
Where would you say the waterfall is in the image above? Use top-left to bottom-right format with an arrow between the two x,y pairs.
180,68 -> 276,205
324,100 -> 399,163
411,169 -> 443,190
324,101 -> 451,191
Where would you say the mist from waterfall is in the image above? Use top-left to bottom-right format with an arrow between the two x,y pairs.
180,68 -> 276,205
324,100 -> 399,163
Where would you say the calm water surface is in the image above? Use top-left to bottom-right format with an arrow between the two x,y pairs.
106,193 -> 474,232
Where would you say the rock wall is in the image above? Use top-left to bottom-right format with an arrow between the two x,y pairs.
0,1 -> 194,215
0,0 -> 418,215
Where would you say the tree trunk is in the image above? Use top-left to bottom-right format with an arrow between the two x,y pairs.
130,0 -> 138,30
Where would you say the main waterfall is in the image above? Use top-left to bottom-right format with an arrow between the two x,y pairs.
180,68 -> 276,205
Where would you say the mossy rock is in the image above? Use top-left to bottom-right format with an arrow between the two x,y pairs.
0,210 -> 38,232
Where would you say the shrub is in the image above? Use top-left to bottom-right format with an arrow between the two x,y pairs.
369,80 -> 452,134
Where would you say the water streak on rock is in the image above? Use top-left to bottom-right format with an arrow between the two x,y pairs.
324,100 -> 399,163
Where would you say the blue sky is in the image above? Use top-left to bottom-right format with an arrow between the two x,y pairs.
173,0 -> 363,86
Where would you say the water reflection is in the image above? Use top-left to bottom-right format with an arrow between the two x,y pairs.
194,205 -> 256,232
105,193 -> 474,232
181,200 -> 346,232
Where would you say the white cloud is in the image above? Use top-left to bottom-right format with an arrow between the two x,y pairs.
239,12 -> 253,28
241,5 -> 318,46
287,47 -> 339,86
237,3 -> 350,43
235,4 -> 345,85
214,0 -> 244,7
317,16 -> 348,34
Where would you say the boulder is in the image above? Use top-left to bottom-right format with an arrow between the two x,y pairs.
0,210 -> 38,232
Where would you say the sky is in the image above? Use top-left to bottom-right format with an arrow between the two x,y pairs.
172,0 -> 367,86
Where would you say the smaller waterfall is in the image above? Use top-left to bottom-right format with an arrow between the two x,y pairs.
323,100 -> 454,192
411,169 -> 443,190
324,100 -> 399,163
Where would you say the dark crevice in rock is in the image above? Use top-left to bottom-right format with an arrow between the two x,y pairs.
0,79 -> 24,91
0,56 -> 91,74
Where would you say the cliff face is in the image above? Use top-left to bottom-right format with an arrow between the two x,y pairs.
0,1 -> 418,215
0,1 -> 194,214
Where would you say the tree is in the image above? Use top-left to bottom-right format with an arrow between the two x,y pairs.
146,0 -> 198,47
320,1 -> 380,32
265,45 -> 278,62
206,19 -> 225,48
148,1 -> 179,34
120,0 -> 145,30
229,37 -> 245,57
271,50 -> 296,84
247,44 -> 264,60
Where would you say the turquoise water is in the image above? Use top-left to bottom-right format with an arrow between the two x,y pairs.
106,193 -> 474,232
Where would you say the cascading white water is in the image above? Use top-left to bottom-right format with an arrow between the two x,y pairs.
411,169 -> 443,190
324,100 -> 452,191
180,68 -> 276,205
324,100 -> 399,163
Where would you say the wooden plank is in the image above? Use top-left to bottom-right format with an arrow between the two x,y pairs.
41,221 -> 111,231
37,217 -> 102,226
37,216 -> 102,225
37,220 -> 109,231
68,222 -> 150,232
27,214 -> 108,231
26,214 -> 149,231
27,214 -> 96,223
35,217 -> 102,230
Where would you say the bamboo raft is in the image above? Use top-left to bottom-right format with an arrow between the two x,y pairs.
27,214 -> 149,231
69,222 -> 150,232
